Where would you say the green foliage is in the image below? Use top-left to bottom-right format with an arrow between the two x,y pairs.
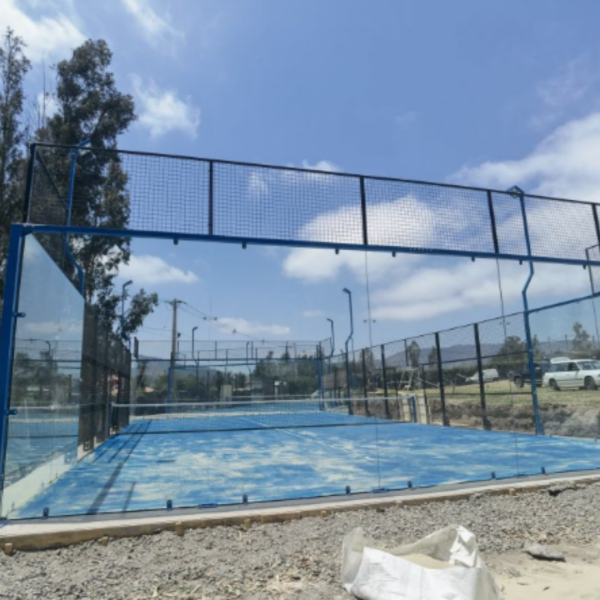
12,349 -> 72,405
572,322 -> 594,353
38,40 -> 136,322
0,28 -> 31,300
407,340 -> 421,368
122,290 -> 159,337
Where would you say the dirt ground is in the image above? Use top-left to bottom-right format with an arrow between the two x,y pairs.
2,481 -> 600,599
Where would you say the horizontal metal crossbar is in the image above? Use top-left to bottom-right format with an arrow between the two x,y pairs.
19,224 -> 600,268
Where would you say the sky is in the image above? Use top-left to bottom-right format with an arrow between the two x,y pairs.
4,0 -> 600,355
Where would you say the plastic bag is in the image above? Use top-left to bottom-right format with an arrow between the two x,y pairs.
341,525 -> 502,600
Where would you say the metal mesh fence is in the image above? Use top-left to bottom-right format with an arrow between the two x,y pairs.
80,305 -> 131,453
25,144 -> 600,267
132,355 -> 321,405
137,339 -> 331,362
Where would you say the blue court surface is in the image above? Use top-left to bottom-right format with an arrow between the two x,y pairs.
13,418 -> 600,519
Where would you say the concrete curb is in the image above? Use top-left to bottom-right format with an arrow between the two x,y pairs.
2,473 -> 599,552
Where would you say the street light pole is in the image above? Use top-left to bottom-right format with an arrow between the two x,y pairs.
326,318 -> 335,357
343,288 -> 354,396
192,326 -> 199,359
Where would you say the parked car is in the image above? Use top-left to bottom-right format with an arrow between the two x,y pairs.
542,359 -> 600,391
511,360 -> 550,388
466,368 -> 499,384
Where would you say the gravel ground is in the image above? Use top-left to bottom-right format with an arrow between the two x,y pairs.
2,482 -> 600,599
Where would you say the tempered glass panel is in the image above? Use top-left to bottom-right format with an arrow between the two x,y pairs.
2,234 -> 84,518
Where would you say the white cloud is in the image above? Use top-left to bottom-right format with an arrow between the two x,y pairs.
301,309 -> 325,318
2,0 -> 85,62
118,255 -> 198,285
454,111 -> 600,201
372,260 -> 590,322
131,76 -> 200,139
283,247 -> 411,284
538,55 -> 596,110
282,113 -> 600,323
300,160 -> 340,172
121,0 -> 183,45
216,317 -> 291,337
248,171 -> 269,196
247,158 -> 341,200
36,92 -> 59,119
22,319 -> 81,335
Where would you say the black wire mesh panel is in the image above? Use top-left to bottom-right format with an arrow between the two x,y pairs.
438,324 -> 477,363
365,179 -> 494,252
111,397 -> 414,435
139,339 -> 328,361
26,151 -> 70,273
477,313 -> 533,433
491,192 -> 528,257
79,304 -> 131,453
404,334 -> 437,368
31,146 -> 211,235
588,245 -> 600,294
24,144 -> 600,267
213,162 -> 363,243
321,354 -> 347,398
525,196 -> 598,262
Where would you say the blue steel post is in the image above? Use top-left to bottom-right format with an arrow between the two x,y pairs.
0,225 -> 27,510
514,186 -> 544,435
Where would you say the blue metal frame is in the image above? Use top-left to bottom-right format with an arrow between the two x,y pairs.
15,223 -> 600,269
0,224 -> 27,509
514,187 -> 544,436
527,291 -> 600,315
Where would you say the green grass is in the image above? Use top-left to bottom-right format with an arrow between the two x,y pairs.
428,379 -> 600,407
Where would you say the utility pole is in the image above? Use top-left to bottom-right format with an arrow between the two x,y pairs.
166,299 -> 184,401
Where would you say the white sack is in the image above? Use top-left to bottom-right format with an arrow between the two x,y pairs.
341,525 -> 502,600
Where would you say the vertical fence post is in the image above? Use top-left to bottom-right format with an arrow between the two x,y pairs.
333,366 -> 338,398
474,323 -> 491,430
593,204 -> 600,250
487,190 -> 500,254
361,349 -> 369,415
434,332 -> 449,426
420,364 -> 428,423
380,345 -> 390,418
208,160 -> 214,236
516,187 -> 544,435
317,358 -> 323,400
0,225 -> 26,506
360,176 -> 368,246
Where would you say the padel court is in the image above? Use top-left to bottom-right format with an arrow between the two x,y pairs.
4,144 -> 600,523
10,400 -> 600,519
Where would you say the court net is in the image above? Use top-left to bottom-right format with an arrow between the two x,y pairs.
111,396 -> 417,435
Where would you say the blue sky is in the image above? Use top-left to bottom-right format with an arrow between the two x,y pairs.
5,0 -> 600,354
